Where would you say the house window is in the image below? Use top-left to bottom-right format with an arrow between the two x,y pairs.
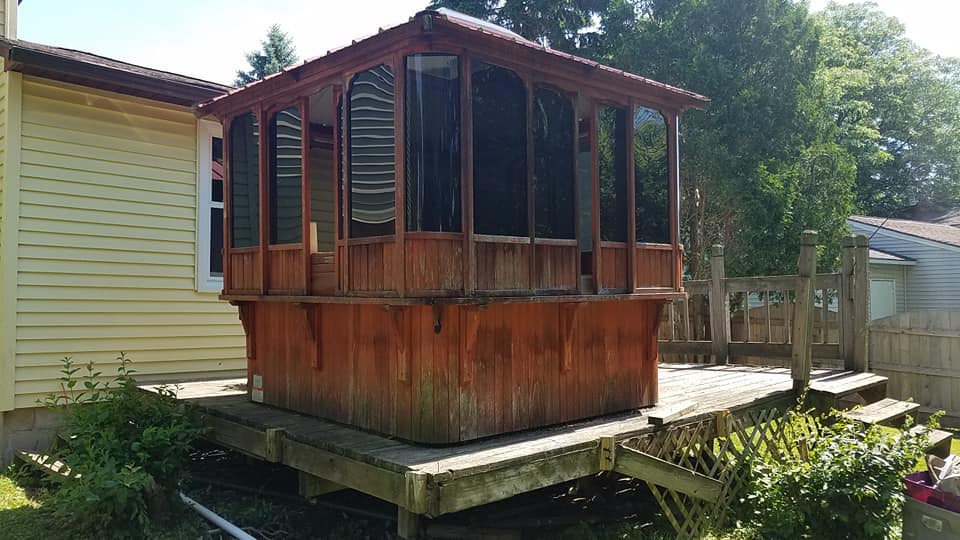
634,106 -> 669,243
598,105 -> 628,242
472,62 -> 527,236
405,54 -> 461,232
349,64 -> 396,237
198,120 -> 225,292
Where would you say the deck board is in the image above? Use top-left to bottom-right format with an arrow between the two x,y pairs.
142,364 -> 874,515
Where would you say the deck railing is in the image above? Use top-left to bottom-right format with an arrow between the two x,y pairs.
659,232 -> 870,388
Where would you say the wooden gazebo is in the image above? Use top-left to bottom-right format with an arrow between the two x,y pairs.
198,9 -> 708,444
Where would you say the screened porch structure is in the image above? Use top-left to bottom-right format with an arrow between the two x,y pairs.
197,10 -> 710,444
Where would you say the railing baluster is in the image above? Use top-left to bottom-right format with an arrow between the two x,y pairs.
764,290 -> 772,343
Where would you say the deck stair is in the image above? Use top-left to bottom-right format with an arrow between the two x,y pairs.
842,398 -> 920,427
809,371 -> 888,405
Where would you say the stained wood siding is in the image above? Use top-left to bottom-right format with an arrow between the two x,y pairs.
850,220 -> 960,311
12,77 -> 245,408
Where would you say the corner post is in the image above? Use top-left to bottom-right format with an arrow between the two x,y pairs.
708,245 -> 729,364
791,230 -> 818,391
839,236 -> 856,370
852,234 -> 870,372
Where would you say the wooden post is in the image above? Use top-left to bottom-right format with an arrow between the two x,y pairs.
791,230 -> 818,391
708,245 -> 729,364
852,234 -> 870,372
839,236 -> 856,370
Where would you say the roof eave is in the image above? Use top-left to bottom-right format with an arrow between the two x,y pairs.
1,44 -> 228,107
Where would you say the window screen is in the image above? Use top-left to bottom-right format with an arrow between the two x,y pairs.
533,87 -> 575,239
598,105 -> 628,242
269,106 -> 303,244
349,64 -> 396,237
472,62 -> 527,237
229,112 -> 260,248
405,54 -> 461,232
634,107 -> 670,243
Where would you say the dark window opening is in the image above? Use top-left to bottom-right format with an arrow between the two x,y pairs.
405,54 -> 461,233
472,62 -> 527,237
308,87 -> 336,252
598,105 -> 628,242
349,64 -> 396,238
211,136 -> 224,275
577,96 -> 593,275
229,112 -> 260,249
634,107 -> 670,244
269,106 -> 304,244
533,86 -> 575,239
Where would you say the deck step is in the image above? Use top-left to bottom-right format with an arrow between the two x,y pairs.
904,426 -> 954,458
15,451 -> 79,479
842,398 -> 920,427
809,371 -> 888,400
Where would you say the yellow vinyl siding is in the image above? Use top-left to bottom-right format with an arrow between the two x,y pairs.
13,76 -> 244,408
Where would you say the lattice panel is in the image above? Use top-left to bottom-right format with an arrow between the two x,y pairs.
622,404 -> 821,539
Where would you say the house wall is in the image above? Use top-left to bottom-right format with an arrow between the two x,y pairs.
867,263 -> 907,315
8,76 -> 245,410
850,220 -> 960,311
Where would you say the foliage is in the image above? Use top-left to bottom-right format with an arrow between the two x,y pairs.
234,24 -> 298,86
38,354 -> 203,539
428,0 -> 960,278
739,407 -> 935,540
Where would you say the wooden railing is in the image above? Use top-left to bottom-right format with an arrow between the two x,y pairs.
659,232 -> 871,388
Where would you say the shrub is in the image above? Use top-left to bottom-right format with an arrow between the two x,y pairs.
39,354 -> 202,538
741,407 -> 933,540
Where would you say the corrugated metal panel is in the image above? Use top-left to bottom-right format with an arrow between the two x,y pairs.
850,220 -> 960,311
13,76 -> 245,408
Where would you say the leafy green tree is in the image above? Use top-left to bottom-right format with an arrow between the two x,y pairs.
426,0 -> 608,52
234,24 -> 299,86
816,3 -> 960,215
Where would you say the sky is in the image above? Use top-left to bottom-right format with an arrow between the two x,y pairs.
17,0 -> 960,87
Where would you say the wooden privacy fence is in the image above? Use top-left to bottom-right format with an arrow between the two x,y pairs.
659,232 -> 871,386
869,310 -> 960,425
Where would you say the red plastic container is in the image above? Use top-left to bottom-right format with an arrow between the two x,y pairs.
905,471 -> 960,513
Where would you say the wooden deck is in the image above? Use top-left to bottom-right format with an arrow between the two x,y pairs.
153,363 -> 883,522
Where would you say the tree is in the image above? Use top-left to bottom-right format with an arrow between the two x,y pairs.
816,3 -> 960,215
234,25 -> 299,87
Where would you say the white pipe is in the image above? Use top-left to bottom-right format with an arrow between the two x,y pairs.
179,491 -> 257,540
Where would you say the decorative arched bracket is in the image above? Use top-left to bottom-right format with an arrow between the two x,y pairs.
235,302 -> 256,361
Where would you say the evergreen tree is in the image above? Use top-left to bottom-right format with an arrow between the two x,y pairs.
234,24 -> 298,87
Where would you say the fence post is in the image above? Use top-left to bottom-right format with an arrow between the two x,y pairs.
839,236 -> 856,370
852,234 -> 870,372
791,231 -> 818,391
709,245 -> 730,364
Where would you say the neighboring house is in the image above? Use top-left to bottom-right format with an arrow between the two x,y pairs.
848,215 -> 960,319
0,0 -> 244,456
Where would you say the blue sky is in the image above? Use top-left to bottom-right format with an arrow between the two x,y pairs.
18,0 -> 960,87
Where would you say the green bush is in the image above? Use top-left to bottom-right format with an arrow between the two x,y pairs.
39,354 -> 202,539
741,407 -> 933,540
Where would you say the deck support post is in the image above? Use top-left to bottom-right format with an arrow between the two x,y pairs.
839,237 -> 856,371
708,245 -> 729,364
791,231 -> 817,391
851,235 -> 870,372
397,507 -> 423,540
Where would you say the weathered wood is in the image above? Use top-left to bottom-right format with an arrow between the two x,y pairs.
842,398 -> 919,427
709,245 -> 729,364
613,445 -> 722,502
791,231 -> 817,390
647,401 -> 697,425
397,508 -> 423,540
298,471 -> 346,498
852,235 -> 870,372
840,237 -> 855,370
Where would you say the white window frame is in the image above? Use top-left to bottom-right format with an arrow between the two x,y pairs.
197,120 -> 224,293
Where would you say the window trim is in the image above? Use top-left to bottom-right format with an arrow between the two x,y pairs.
197,119 -> 224,293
